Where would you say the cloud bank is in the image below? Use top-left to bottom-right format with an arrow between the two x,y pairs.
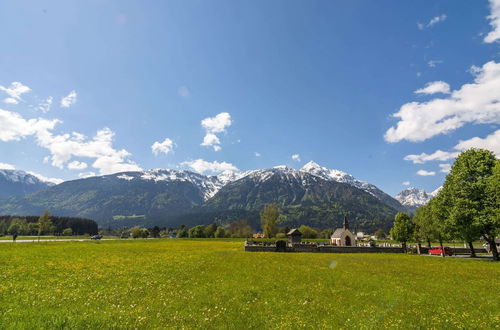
385,61 -> 500,143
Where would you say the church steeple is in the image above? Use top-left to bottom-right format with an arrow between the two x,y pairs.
343,216 -> 349,230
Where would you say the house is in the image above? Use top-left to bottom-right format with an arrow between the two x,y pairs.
287,228 -> 302,246
330,217 -> 356,247
252,233 -> 264,239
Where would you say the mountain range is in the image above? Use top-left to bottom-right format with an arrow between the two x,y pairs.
0,162 -> 436,231
394,187 -> 440,211
0,170 -> 55,199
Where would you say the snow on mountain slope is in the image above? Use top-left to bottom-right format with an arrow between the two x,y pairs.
394,187 -> 433,210
231,166 -> 320,186
300,161 -> 375,193
0,169 -> 56,199
0,169 -> 59,186
299,161 -> 404,210
114,169 -> 223,200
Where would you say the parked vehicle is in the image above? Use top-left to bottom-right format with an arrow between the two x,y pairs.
428,246 -> 453,256
91,234 -> 102,240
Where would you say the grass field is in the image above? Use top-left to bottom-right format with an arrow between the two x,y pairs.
0,239 -> 499,329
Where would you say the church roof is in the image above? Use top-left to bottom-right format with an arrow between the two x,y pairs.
287,228 -> 302,236
331,228 -> 351,239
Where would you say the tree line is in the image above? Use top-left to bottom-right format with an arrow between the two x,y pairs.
390,149 -> 499,261
0,212 -> 98,236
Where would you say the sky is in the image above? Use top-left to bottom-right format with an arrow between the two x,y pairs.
0,0 -> 499,195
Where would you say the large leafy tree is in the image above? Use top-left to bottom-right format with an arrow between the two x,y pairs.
413,204 -> 433,248
428,194 -> 451,257
260,203 -> 279,238
390,212 -> 413,250
482,159 -> 500,260
441,149 -> 497,258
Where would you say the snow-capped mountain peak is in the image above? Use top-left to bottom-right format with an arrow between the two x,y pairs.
394,187 -> 433,210
301,161 -> 371,194
301,160 -> 323,172
0,169 -> 56,199
299,161 -> 404,210
0,169 -> 58,185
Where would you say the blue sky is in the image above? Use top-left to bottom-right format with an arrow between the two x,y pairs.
0,0 -> 499,195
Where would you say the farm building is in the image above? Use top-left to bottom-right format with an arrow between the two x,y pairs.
287,228 -> 302,245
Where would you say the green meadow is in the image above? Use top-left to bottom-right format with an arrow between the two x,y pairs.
0,239 -> 499,329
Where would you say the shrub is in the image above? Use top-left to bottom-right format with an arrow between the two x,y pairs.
62,228 -> 73,236
214,227 -> 227,238
189,225 -> 206,238
275,233 -> 286,239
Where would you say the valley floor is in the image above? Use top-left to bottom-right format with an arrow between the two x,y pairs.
0,239 -> 498,329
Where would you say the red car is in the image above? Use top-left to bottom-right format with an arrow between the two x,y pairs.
428,246 -> 454,256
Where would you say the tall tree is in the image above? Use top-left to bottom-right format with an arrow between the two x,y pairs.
390,212 -> 412,251
413,205 -> 433,248
428,194 -> 450,257
442,149 -> 496,258
260,203 -> 279,238
482,159 -> 500,261
204,223 -> 218,238
37,211 -> 52,242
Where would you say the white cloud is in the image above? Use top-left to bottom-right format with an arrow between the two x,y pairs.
43,128 -> 142,175
201,133 -> 221,151
4,98 -> 18,104
415,81 -> 451,95
60,90 -> 77,108
0,108 -> 141,175
178,86 -> 190,98
151,138 -> 175,156
404,150 -> 459,164
291,154 -> 301,162
454,129 -> 500,157
37,127 -> 142,175
35,96 -> 53,113
68,160 -> 88,170
0,162 -> 15,170
0,82 -> 31,104
439,163 -> 451,173
404,129 -> 500,164
26,171 -> 63,185
402,181 -> 410,186
78,172 -> 96,179
417,14 -> 447,30
182,159 -> 238,175
427,14 -> 447,28
416,169 -> 436,176
200,112 -> 232,151
254,152 -> 261,157
0,108 -> 60,142
385,61 -> 500,143
427,60 -> 443,68
485,0 -> 500,43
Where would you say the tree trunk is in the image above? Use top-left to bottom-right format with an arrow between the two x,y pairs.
467,241 -> 476,258
427,239 -> 432,248
417,242 -> 422,255
485,236 -> 499,261
439,238 -> 445,258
